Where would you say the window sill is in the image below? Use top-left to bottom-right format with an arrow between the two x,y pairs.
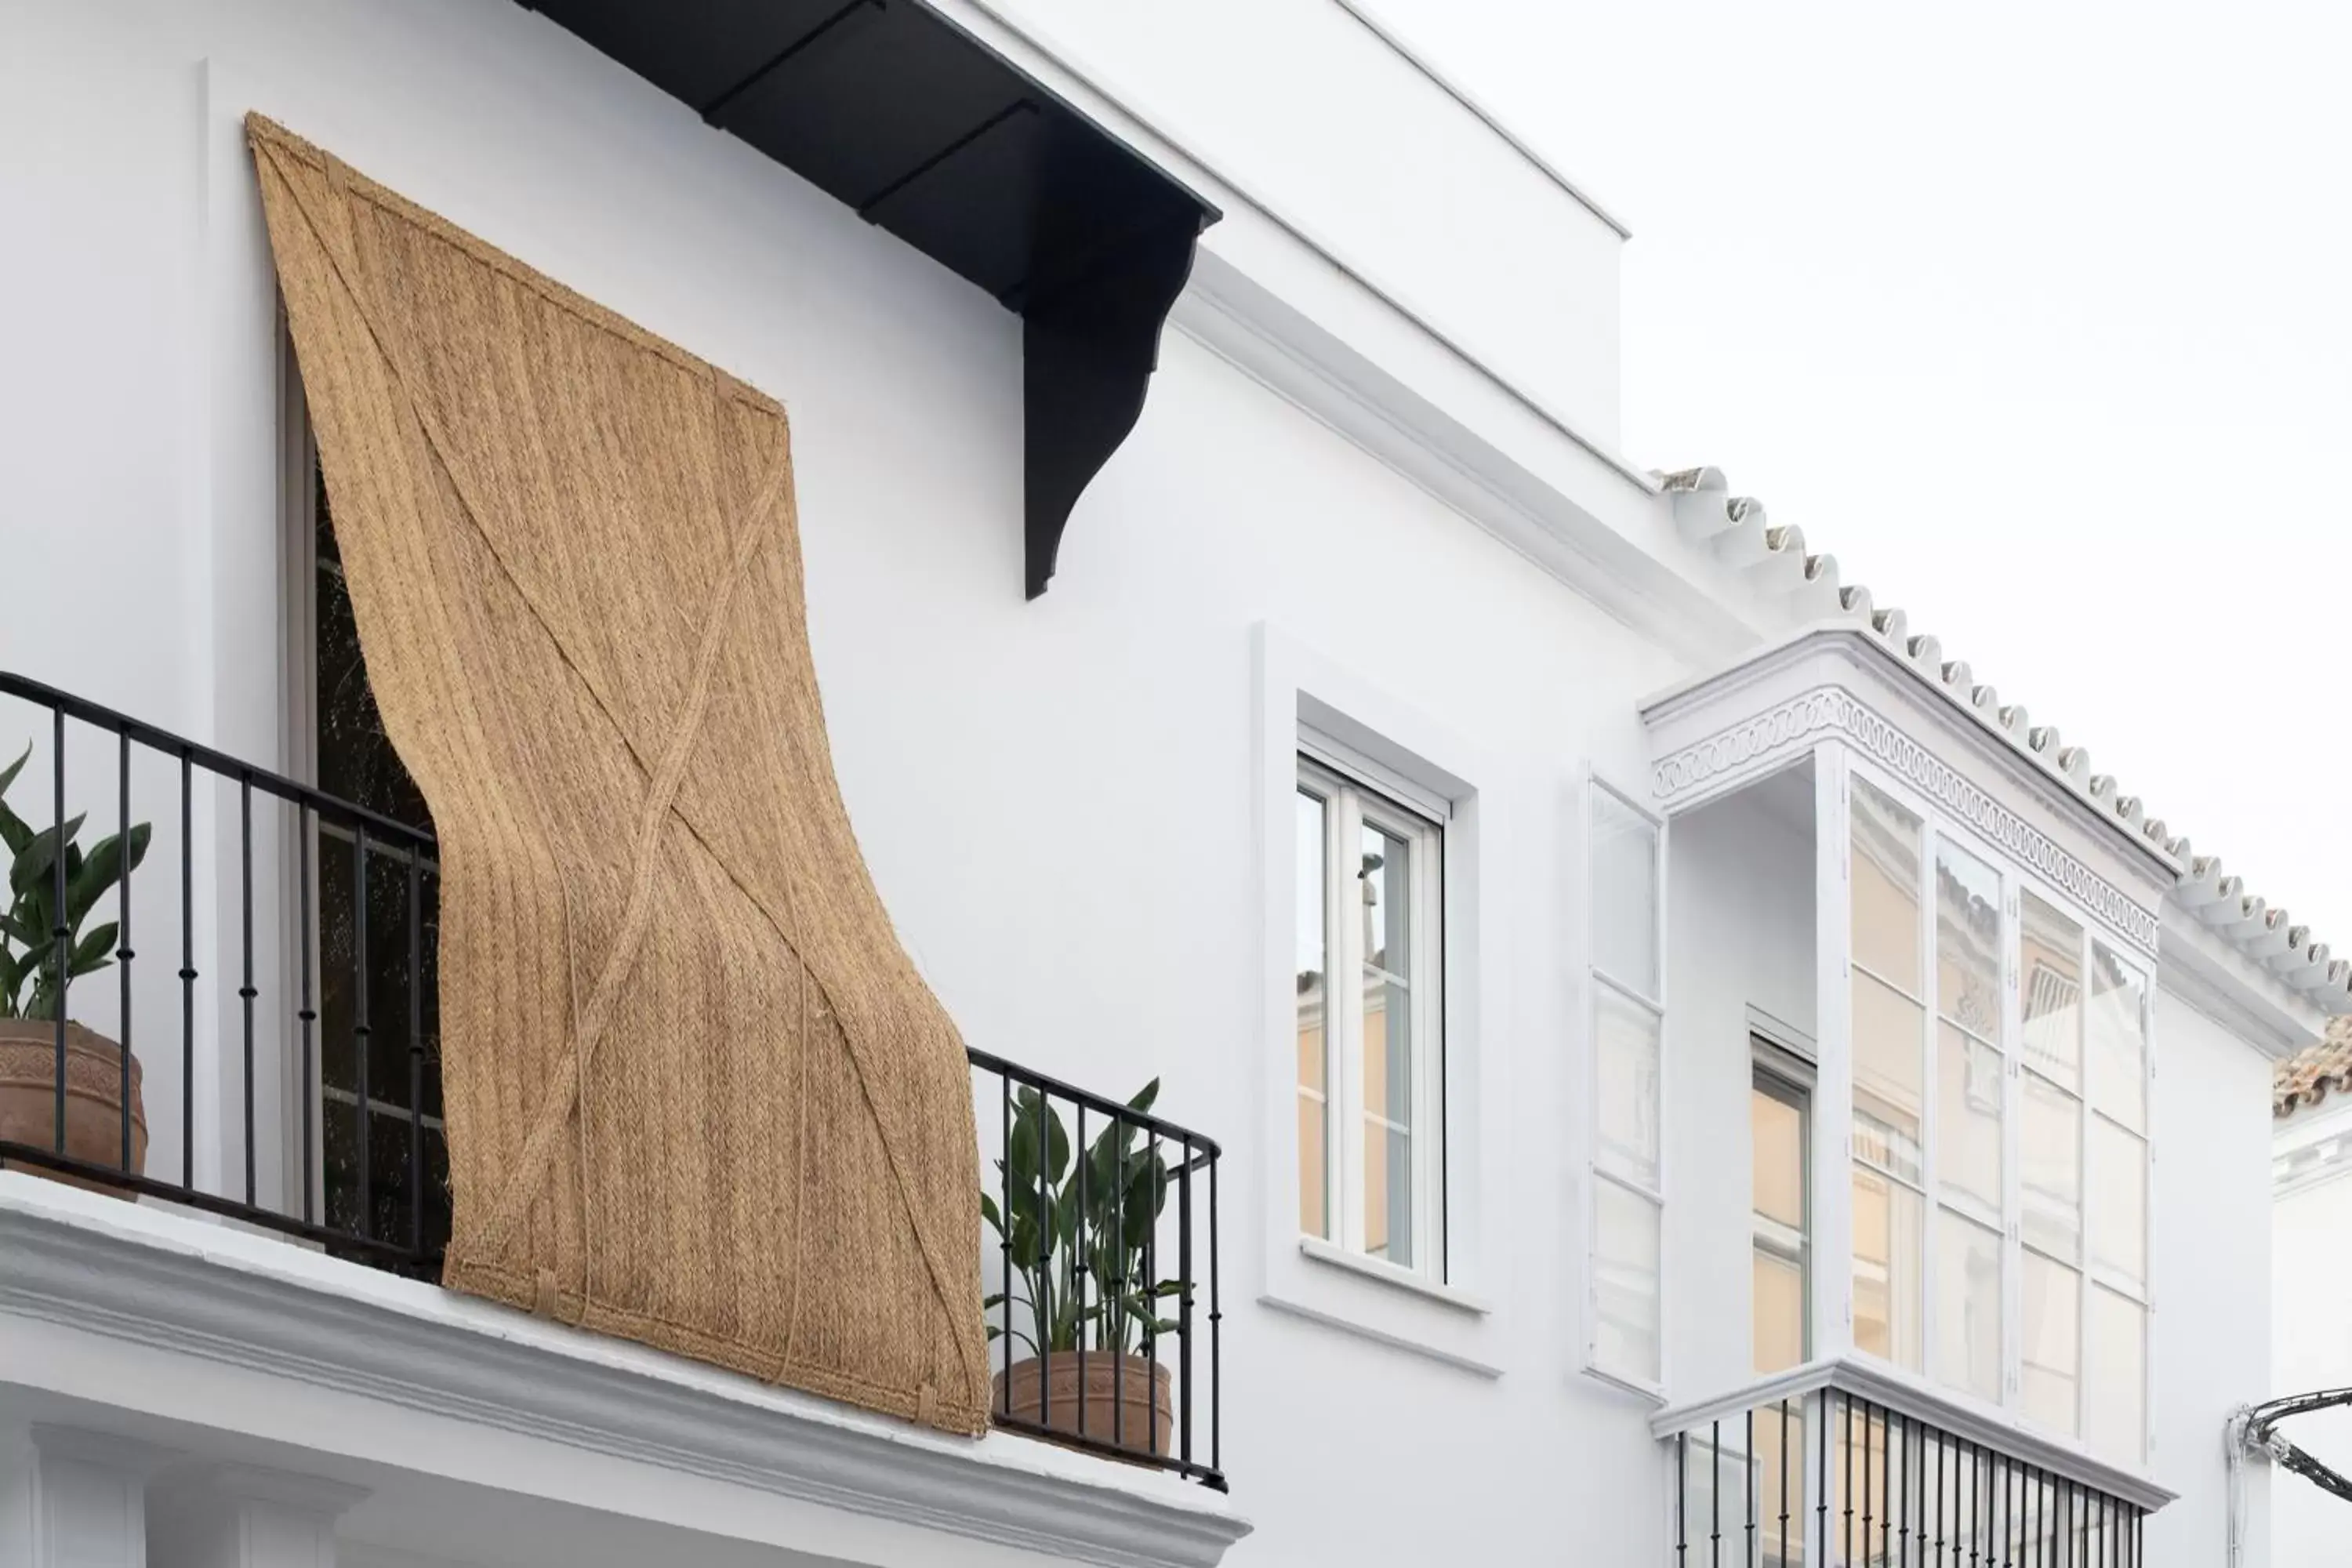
1578,1360 -> 1667,1406
1297,1236 -> 1491,1315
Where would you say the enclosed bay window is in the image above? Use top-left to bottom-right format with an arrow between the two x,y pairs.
1588,779 -> 1664,1388
1842,760 -> 2153,1466
1295,748 -> 1446,1276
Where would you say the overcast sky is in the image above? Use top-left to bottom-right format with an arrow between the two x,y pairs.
1374,0 -> 2352,942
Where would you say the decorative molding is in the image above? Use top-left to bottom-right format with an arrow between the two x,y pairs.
1653,687 -> 2163,956
0,1178 -> 1250,1568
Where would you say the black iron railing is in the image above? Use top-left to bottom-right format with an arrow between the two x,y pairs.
972,1047 -> 1225,1488
0,671 -> 1227,1488
0,670 -> 443,1271
1665,1375 -> 2146,1566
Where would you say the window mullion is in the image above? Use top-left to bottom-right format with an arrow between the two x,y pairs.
2001,873 -> 2024,1410
1334,786 -> 1367,1257
1919,817 -> 1940,1386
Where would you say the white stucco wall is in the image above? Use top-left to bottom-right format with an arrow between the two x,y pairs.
1664,775 -> 1818,1400
2147,991 -> 2276,1565
984,0 -> 1627,446
0,2 -> 2303,1564
2271,1100 -> 2352,1566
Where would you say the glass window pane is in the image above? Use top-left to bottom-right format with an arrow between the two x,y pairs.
2021,892 -> 2084,1092
1295,787 -> 1329,1238
2088,1286 -> 2147,1465
2022,1251 -> 2082,1435
1755,1247 -> 1806,1375
1937,1021 -> 2003,1214
1595,1178 -> 1662,1384
1297,1093 -> 1327,1239
1853,1164 -> 1924,1370
2089,942 -> 2148,1134
1853,971 -> 1925,1184
1363,1111 -> 1412,1268
1752,1080 -> 1806,1232
1852,776 -> 1923,993
1360,819 -> 1411,978
1591,789 -> 1659,996
2023,1072 -> 2083,1259
2090,1116 -> 2147,1289
1936,838 -> 2002,1037
1936,1210 -> 2002,1403
1597,988 -> 1661,1187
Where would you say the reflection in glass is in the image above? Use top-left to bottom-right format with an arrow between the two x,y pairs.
1938,1021 -> 2003,1214
1853,970 -> 1925,1184
2022,1072 -> 2083,1259
1360,820 -> 1412,1265
1597,988 -> 1661,1188
1751,1075 -> 1808,1376
1937,1211 -> 2002,1403
1936,839 -> 2002,1038
2021,892 -> 2084,1090
2088,1285 -> 2147,1465
1853,1163 -> 1923,1370
1851,776 -> 1923,993
1595,1178 -> 1661,1384
1591,789 -> 1659,996
1296,788 -> 1330,1239
2089,942 -> 2148,1134
2022,1250 -> 2082,1435
2090,1115 -> 2147,1288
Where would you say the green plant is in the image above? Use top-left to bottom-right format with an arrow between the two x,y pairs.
982,1079 -> 1184,1359
0,743 -> 151,1022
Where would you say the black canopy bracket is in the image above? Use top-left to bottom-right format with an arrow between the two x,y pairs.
518,0 -> 1221,597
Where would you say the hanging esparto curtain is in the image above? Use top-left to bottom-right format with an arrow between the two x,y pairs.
247,114 -> 988,1434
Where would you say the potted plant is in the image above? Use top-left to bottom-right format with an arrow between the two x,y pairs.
982,1079 -> 1184,1458
0,742 -> 151,1188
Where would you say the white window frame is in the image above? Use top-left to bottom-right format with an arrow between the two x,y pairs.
1838,753 -> 2155,1468
1582,772 -> 1668,1397
1253,625 -> 1497,1373
1751,1039 -> 1814,1375
1295,744 -> 1447,1276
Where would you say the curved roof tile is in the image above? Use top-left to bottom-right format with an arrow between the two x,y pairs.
1661,465 -> 2352,1017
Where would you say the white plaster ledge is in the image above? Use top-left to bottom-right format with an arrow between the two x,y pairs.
0,1174 -> 1251,1568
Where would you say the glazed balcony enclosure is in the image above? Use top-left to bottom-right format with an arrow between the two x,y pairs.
0,669 -> 1225,1490
1618,622 -> 2187,1563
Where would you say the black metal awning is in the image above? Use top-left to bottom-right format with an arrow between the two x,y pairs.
517,0 -> 1220,597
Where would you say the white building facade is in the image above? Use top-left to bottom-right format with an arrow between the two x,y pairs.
0,2 -> 2335,1565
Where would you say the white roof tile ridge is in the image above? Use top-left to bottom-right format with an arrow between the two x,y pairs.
1658,465 -> 2352,1014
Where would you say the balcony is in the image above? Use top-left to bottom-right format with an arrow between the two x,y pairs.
0,670 -> 1232,1536
1654,1356 -> 2152,1566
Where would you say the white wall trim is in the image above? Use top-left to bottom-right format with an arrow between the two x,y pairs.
1174,252 -> 1758,670
1323,0 -> 1631,238
0,1177 -> 1252,1568
1650,682 -> 2163,959
1251,623 -> 1512,1377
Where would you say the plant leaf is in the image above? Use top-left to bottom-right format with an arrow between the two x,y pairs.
67,823 -> 150,929
1127,1078 -> 1161,1116
9,813 -> 85,899
0,743 -> 27,801
68,921 -> 118,978
979,1192 -> 1004,1236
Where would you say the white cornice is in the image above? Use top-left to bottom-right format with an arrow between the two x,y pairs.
1171,249 -> 1753,667
0,1177 -> 1250,1568
2158,906 -> 2327,1062
1650,1353 -> 2177,1517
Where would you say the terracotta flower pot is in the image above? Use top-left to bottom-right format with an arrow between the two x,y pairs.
0,1019 -> 146,1192
992,1352 -> 1176,1460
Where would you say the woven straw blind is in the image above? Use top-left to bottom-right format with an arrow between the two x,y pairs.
248,114 -> 988,1433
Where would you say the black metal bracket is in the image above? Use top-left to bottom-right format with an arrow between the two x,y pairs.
517,0 -> 1221,598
